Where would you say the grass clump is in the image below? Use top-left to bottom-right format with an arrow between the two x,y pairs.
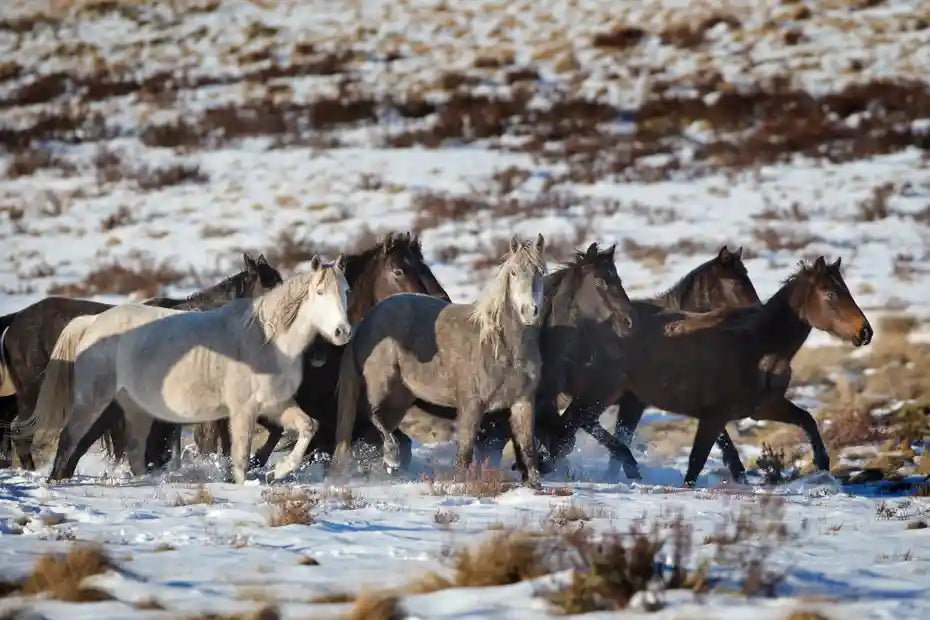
13,544 -> 115,602
262,487 -> 318,527
172,484 -> 215,506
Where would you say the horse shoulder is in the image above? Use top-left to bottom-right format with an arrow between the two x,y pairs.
660,307 -> 731,337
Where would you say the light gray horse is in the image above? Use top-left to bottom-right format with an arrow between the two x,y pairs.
334,235 -> 547,486
20,256 -> 350,484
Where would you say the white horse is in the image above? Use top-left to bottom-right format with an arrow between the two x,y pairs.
21,255 -> 350,484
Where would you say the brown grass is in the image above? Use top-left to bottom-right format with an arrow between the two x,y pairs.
785,612 -> 831,620
15,544 -> 114,602
49,258 -> 183,298
262,487 -> 318,527
421,462 -> 517,498
184,606 -> 279,620
342,591 -> 403,620
172,484 -> 215,506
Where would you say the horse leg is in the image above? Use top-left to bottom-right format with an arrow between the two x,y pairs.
453,404 -> 484,476
715,428 -> 747,483
219,419 -> 232,457
369,407 -> 401,470
753,398 -> 830,472
509,398 -> 540,488
249,418 -> 284,471
474,413 -> 509,469
270,405 -> 318,481
394,429 -> 413,471
579,418 -> 641,481
0,396 -> 17,468
113,394 -> 154,477
50,396 -> 116,481
683,415 -> 726,487
228,409 -> 258,484
607,392 -> 646,479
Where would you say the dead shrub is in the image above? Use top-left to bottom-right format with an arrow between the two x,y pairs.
184,606 -> 279,620
784,612 -> 831,620
132,163 -> 208,191
756,443 -> 790,485
172,484 -> 215,506
100,205 -> 134,231
433,509 -> 460,526
822,405 -> 879,450
703,495 -> 793,597
16,544 -> 114,602
592,25 -> 646,48
342,591 -> 403,620
263,487 -> 318,527
660,15 -> 741,48
5,145 -> 70,178
412,191 -> 490,230
261,229 -> 327,273
49,258 -> 183,298
753,227 -> 819,252
421,462 -> 517,498
858,183 -> 894,221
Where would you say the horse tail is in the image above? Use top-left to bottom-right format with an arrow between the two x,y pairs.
14,314 -> 96,438
194,421 -> 223,456
333,341 -> 361,470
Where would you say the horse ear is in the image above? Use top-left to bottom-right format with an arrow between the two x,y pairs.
257,253 -> 269,265
335,254 -> 347,272
243,252 -> 257,270
734,246 -> 743,259
510,235 -> 520,253
831,256 -> 842,270
813,256 -> 827,274
717,246 -> 731,262
535,233 -> 545,253
605,243 -> 616,258
585,242 -> 597,259
309,255 -> 322,272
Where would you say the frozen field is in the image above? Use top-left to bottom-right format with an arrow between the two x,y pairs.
2,0 -> 930,617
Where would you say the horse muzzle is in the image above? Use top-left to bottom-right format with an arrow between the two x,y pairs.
855,321 -> 873,347
331,323 -> 352,346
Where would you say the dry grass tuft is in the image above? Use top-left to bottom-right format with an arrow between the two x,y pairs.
184,606 -> 280,620
784,612 -> 832,620
17,544 -> 114,602
342,591 -> 403,620
433,509 -> 460,526
49,258 -> 183,298
172,484 -> 215,506
262,487 -> 318,527
407,530 -> 548,594
421,462 -> 517,498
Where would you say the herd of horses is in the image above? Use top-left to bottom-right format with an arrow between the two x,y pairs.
0,231 -> 873,488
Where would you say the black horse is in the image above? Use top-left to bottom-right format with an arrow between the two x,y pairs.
0,253 -> 282,472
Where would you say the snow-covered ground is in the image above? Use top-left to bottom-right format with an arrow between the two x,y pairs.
1,441 -> 929,620
2,0 -> 930,617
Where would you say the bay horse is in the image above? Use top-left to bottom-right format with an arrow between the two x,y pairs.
0,254 -> 282,471
618,256 -> 871,485
334,235 -> 548,485
19,256 -> 350,484
192,232 -> 452,471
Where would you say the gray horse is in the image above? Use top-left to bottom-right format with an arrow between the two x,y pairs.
334,235 -> 547,486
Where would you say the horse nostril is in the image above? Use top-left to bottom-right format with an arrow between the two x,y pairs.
624,316 -> 633,329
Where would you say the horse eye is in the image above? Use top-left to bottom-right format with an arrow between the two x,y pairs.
316,288 -> 324,295
510,269 -> 516,276
393,268 -> 404,277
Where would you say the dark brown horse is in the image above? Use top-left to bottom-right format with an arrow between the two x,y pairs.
609,256 -> 871,485
0,254 -> 283,472
194,232 -> 451,471
476,246 -> 760,477
605,246 -> 761,480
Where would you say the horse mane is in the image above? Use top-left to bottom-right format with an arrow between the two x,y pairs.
649,257 -> 712,310
249,268 -> 331,341
471,241 -> 545,351
728,261 -> 814,332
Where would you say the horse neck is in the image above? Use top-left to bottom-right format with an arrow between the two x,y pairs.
185,272 -> 245,308
253,277 -> 319,360
344,250 -> 376,323
652,267 -> 703,311
756,280 -> 812,360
